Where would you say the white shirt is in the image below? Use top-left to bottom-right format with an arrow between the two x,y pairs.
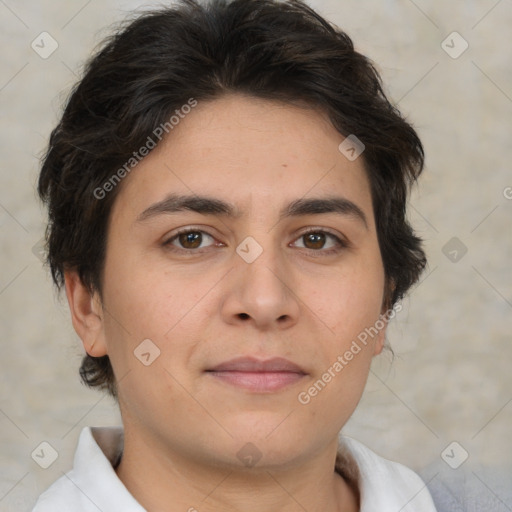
32,426 -> 438,511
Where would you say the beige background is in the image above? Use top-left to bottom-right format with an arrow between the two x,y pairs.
1,0 -> 511,510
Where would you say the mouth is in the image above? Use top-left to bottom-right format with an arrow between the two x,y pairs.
205,356 -> 307,393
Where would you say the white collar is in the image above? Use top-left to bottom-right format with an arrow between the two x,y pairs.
336,435 -> 437,511
44,426 -> 437,511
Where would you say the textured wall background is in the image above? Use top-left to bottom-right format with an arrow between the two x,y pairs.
0,1 -> 511,510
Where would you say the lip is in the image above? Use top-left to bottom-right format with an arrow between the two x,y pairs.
206,357 -> 307,393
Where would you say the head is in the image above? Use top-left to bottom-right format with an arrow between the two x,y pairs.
38,0 -> 425,468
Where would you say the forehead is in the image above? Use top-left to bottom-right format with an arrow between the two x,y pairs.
109,93 -> 373,224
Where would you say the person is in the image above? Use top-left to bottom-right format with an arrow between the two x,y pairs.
32,0 -> 438,510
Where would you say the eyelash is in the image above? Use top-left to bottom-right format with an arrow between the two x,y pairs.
162,227 -> 349,256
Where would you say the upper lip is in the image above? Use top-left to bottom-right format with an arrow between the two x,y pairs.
207,356 -> 306,374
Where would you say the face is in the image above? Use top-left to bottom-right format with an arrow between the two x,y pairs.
68,93 -> 388,470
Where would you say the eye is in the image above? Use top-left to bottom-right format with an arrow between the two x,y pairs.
163,229 -> 218,251
163,227 -> 348,255
291,229 -> 347,254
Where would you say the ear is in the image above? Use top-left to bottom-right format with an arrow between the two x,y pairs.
64,271 -> 108,357
373,281 -> 394,356
372,310 -> 388,356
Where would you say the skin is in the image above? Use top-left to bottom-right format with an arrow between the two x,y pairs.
65,93 -> 389,512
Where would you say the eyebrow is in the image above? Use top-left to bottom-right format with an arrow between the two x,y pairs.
136,193 -> 368,229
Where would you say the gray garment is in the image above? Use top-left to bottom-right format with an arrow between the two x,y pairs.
421,461 -> 512,512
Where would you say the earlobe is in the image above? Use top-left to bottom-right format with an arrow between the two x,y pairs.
374,280 -> 394,355
373,307 -> 390,356
64,271 -> 108,357
373,327 -> 386,356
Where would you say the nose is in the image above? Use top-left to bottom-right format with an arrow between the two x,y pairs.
220,240 -> 300,331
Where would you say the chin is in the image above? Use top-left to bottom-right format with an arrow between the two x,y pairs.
221,418 -> 307,460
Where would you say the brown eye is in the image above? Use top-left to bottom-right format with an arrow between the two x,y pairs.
178,231 -> 202,249
303,232 -> 327,250
292,229 -> 347,254
164,229 -> 216,251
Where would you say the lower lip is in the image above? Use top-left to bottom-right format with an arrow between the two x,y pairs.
207,371 -> 305,392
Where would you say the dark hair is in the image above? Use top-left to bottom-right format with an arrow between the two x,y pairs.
38,0 -> 426,398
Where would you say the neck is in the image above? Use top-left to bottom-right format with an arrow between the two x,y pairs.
115,427 -> 359,512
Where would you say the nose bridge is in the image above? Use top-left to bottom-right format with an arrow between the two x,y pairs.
222,231 -> 300,329
237,233 -> 288,301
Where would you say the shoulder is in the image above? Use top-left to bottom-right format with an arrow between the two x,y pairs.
32,469 -> 89,511
31,426 -> 143,512
423,460 -> 512,512
337,435 -> 438,512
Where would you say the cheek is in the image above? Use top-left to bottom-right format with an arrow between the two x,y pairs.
100,253 -> 216,377
102,249 -> 203,334
297,270 -> 384,428
308,260 -> 385,348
